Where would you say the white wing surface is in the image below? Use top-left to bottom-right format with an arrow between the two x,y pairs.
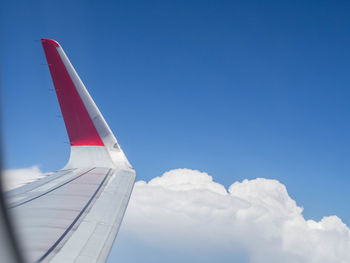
5,39 -> 136,263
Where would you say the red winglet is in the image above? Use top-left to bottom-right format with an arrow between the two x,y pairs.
41,38 -> 60,47
41,39 -> 104,146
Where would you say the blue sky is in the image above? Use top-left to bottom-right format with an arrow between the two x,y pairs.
1,0 -> 350,242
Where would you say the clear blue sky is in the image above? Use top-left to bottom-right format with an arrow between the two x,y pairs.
1,0 -> 350,229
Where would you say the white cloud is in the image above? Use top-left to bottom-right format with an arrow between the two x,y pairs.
2,166 -> 45,191
111,168 -> 350,263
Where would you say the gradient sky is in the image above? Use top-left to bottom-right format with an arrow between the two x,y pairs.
1,0 -> 350,242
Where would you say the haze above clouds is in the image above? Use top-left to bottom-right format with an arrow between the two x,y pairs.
3,167 -> 350,263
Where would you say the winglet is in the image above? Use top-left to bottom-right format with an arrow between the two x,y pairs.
41,39 -> 131,169
41,39 -> 104,146
41,38 -> 59,47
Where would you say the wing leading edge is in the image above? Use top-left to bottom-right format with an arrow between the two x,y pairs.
6,39 -> 136,263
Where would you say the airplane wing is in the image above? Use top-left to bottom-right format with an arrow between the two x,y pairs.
4,39 -> 136,263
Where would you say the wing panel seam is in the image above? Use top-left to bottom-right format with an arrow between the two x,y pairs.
37,169 -> 111,263
9,168 -> 95,209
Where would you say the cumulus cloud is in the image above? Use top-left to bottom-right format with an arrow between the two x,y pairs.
111,168 -> 350,263
1,166 -> 45,191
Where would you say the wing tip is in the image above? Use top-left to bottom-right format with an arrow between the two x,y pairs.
41,38 -> 60,47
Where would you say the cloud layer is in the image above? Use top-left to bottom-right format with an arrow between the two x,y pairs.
113,168 -> 350,263
3,167 -> 350,262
